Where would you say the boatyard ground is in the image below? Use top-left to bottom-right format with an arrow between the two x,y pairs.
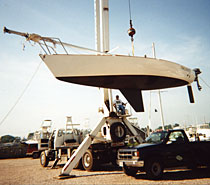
0,158 -> 210,184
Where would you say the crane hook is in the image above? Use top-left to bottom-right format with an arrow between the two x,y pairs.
128,20 -> 136,40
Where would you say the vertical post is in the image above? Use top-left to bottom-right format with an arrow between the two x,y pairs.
99,0 -> 113,112
152,42 -> 156,59
131,40 -> 135,56
108,89 -> 114,112
148,91 -> 151,136
158,90 -> 165,130
94,0 -> 101,52
152,42 -> 165,130
100,0 -> 109,52
66,116 -> 72,131
96,0 -> 113,113
147,43 -> 156,134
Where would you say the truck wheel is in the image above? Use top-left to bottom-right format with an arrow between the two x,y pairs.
40,151 -> 49,167
110,122 -> 126,142
82,149 -> 96,171
71,149 -> 82,169
145,159 -> 163,179
123,164 -> 138,176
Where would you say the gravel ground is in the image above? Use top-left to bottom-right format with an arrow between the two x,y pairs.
0,158 -> 210,185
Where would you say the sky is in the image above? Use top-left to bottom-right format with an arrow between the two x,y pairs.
0,0 -> 210,137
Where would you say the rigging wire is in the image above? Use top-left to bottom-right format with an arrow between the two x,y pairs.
128,0 -> 132,20
127,0 -> 136,56
0,61 -> 42,127
200,77 -> 210,89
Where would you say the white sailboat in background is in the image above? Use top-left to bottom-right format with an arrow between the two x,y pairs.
3,0 -> 201,113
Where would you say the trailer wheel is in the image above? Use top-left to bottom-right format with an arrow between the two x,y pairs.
71,149 -> 83,169
145,159 -> 163,179
32,152 -> 40,159
40,151 -> 49,167
123,164 -> 138,176
110,122 -> 126,142
82,149 -> 96,171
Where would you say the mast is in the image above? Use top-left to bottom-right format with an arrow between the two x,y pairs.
100,0 -> 109,53
95,0 -> 113,113
94,0 -> 101,52
95,0 -> 109,53
152,43 -> 165,130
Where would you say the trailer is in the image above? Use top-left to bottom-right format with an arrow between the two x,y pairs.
40,116 -> 128,170
25,120 -> 52,158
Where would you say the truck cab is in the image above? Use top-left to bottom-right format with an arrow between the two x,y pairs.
117,129 -> 210,179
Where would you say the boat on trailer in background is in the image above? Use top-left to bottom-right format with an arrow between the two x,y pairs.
24,120 -> 52,158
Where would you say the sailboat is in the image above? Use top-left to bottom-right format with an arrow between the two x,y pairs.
3,0 -> 201,112
40,53 -> 200,112
40,54 -> 195,90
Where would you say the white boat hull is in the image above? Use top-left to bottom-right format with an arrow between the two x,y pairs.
40,54 -> 195,90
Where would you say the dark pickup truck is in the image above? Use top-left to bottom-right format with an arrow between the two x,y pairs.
117,129 -> 210,179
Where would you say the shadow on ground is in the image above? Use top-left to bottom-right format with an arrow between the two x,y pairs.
53,163 -> 123,180
57,171 -> 123,180
47,162 -> 122,172
47,161 -> 210,181
135,168 -> 210,181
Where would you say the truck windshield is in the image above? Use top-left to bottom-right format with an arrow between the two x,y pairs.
145,131 -> 168,143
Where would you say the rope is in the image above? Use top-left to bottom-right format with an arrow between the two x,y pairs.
200,77 -> 210,89
0,61 -> 42,126
131,40 -> 135,56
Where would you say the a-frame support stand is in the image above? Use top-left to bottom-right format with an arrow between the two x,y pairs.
59,115 -> 143,177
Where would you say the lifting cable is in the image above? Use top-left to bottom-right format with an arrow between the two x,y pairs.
0,60 -> 42,127
127,0 -> 136,56
200,77 -> 210,89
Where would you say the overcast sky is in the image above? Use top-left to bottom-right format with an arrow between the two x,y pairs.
0,0 -> 210,137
